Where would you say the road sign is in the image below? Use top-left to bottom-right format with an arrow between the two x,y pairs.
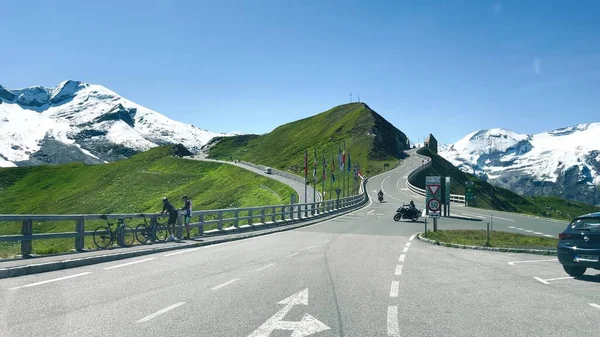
444,177 -> 451,204
429,211 -> 440,218
427,198 -> 441,212
427,185 -> 440,195
291,194 -> 296,204
248,288 -> 330,337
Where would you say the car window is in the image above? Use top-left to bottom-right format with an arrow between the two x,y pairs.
570,218 -> 600,231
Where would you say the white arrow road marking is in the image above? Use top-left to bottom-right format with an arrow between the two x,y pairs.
533,277 -> 549,285
367,210 -> 375,214
247,288 -> 330,337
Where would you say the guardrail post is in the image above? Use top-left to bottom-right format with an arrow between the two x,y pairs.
198,213 -> 204,236
75,217 -> 85,251
218,211 -> 224,230
261,208 -> 266,224
21,219 -> 32,258
281,206 -> 287,221
176,215 -> 183,238
271,207 -> 276,223
248,209 -> 253,225
234,210 -> 239,227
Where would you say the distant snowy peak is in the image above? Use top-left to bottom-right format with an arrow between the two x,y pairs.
0,80 -> 235,167
439,122 -> 600,205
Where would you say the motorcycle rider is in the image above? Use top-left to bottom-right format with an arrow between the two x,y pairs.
377,190 -> 384,201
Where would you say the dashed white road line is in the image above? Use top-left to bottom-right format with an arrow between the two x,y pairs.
545,276 -> 574,282
389,281 -> 399,297
588,303 -> 600,310
405,242 -> 411,247
211,278 -> 241,290
287,252 -> 299,258
8,272 -> 92,290
398,254 -> 406,262
544,234 -> 555,238
409,234 -> 417,241
136,302 -> 185,323
164,247 -> 200,256
395,265 -> 403,276
367,210 -> 375,214
387,306 -> 400,337
256,263 -> 274,271
104,258 -> 155,270
323,240 -> 331,243
306,245 -> 317,250
402,247 -> 409,253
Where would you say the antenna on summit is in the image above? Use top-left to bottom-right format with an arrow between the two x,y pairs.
350,93 -> 352,102
358,94 -> 360,103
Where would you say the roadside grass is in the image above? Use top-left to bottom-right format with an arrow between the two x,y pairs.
424,230 -> 559,250
0,146 -> 297,258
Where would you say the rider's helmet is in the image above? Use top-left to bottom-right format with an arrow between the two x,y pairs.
163,197 -> 168,202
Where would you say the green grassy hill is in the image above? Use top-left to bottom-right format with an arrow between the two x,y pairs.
411,147 -> 600,221
207,102 -> 410,195
0,146 -> 296,257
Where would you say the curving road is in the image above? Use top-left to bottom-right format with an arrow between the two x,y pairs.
1,151 -> 598,337
188,155 -> 321,204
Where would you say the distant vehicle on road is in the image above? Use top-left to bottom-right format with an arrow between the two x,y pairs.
264,167 -> 273,174
557,212 -> 600,276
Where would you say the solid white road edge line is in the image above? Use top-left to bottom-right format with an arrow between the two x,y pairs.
387,306 -> 400,337
544,276 -> 574,281
390,281 -> 399,297
210,278 -> 241,290
136,302 -> 185,323
8,272 -> 92,290
104,258 -> 155,270
256,263 -> 274,271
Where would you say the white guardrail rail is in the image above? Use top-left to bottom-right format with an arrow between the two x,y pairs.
0,177 -> 368,258
406,151 -> 466,205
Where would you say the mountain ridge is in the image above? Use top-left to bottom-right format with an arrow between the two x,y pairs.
0,80 -> 234,167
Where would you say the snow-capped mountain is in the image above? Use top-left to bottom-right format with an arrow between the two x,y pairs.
0,80 -> 235,167
440,124 -> 600,206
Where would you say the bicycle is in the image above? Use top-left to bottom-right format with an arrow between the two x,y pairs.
135,214 -> 168,244
93,215 -> 135,249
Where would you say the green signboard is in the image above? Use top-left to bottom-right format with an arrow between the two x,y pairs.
465,181 -> 475,206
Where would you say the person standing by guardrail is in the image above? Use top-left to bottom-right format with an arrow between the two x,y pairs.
161,197 -> 179,241
180,195 -> 193,239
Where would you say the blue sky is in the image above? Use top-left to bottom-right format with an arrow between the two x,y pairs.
1,0 -> 599,144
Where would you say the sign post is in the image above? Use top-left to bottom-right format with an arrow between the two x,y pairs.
465,181 -> 475,207
426,176 -> 442,231
445,177 -> 451,216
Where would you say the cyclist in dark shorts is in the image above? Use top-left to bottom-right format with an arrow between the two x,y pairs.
161,197 -> 179,241
180,195 -> 193,239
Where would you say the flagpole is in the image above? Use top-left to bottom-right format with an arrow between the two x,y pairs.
313,147 -> 317,214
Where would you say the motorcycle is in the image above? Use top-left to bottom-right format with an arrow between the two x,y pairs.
378,194 -> 384,202
393,204 -> 421,222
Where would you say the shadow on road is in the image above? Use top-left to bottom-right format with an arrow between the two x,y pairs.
575,274 -> 600,283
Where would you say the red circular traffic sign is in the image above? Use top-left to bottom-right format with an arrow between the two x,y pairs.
427,198 -> 441,212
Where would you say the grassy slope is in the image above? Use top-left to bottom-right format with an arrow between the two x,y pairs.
411,147 -> 600,220
0,146 -> 296,256
425,230 -> 558,250
208,103 -> 409,195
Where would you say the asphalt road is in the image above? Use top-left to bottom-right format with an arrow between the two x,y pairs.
188,155 -> 321,204
2,150 -> 598,337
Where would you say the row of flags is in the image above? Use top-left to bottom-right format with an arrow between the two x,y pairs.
303,146 -> 362,183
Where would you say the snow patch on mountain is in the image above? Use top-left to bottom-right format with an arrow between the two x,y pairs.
440,123 -> 600,205
0,80 -> 235,167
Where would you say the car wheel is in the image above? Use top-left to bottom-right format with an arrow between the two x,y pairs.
563,265 -> 586,277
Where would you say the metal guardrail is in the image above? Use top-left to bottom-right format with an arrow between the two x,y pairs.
0,180 -> 369,258
406,151 -> 466,204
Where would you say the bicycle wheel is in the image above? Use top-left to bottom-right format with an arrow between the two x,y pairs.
93,226 -> 113,249
153,223 -> 168,242
135,223 -> 150,244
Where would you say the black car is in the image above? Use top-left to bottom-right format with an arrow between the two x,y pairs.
557,212 -> 600,277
